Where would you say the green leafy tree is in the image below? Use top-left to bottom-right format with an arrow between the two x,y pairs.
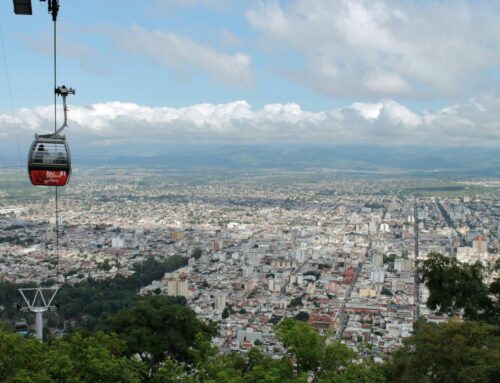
276,319 -> 324,373
383,254 -> 397,264
294,311 -> 310,322
102,295 -> 216,368
45,332 -> 144,383
381,287 -> 393,296
385,320 -> 500,383
191,247 -> 203,260
0,327 -> 48,383
419,253 -> 498,322
0,326 -> 144,383
151,358 -> 192,383
289,295 -> 303,308
275,319 -> 385,383
191,335 -> 306,383
51,255 -> 188,329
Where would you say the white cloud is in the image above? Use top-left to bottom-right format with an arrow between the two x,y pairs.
246,0 -> 500,99
1,96 -> 499,147
364,72 -> 413,96
118,25 -> 253,87
351,102 -> 383,120
381,101 -> 421,128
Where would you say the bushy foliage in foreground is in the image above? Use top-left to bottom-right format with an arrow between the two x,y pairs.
0,329 -> 144,383
0,317 -> 385,383
385,320 -> 500,383
2,306 -> 500,382
1,253 -> 498,382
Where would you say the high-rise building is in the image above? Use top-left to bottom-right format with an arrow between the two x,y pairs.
472,235 -> 488,255
166,275 -> 191,298
214,293 -> 226,313
111,236 -> 124,248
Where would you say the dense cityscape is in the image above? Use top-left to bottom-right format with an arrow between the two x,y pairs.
1,0 -> 500,380
1,168 -> 498,360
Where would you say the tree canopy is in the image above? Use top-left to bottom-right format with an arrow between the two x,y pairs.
1,315 -> 499,382
0,326 -> 143,383
102,295 -> 216,368
419,253 -> 499,323
385,320 -> 500,383
1,252 -> 498,382
275,318 -> 385,383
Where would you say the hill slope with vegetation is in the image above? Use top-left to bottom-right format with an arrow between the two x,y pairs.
0,253 -> 498,382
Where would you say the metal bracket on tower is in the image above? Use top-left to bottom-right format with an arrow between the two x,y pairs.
18,287 -> 59,341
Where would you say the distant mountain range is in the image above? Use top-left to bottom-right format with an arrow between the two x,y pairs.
73,144 -> 500,175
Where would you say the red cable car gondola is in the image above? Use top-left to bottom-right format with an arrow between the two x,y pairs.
28,134 -> 71,186
27,85 -> 75,187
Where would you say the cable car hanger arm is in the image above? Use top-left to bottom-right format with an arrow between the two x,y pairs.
53,85 -> 75,136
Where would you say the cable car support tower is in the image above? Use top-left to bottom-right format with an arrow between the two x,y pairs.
18,287 -> 59,340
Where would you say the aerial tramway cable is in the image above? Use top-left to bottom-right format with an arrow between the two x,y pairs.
53,8 -> 59,277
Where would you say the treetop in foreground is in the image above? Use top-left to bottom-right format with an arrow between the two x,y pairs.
419,252 -> 499,323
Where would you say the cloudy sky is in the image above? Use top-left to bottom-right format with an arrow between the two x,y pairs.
0,0 -> 500,151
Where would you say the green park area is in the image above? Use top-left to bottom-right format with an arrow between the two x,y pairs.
402,183 -> 498,198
